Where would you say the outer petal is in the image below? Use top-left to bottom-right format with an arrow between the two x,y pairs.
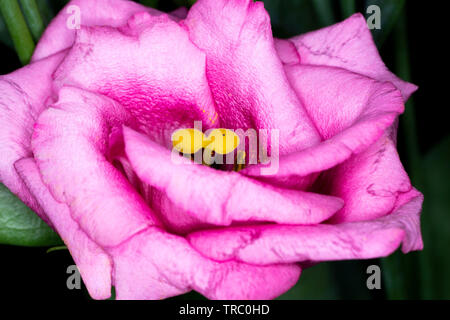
242,65 -> 405,187
32,86 -> 157,247
187,189 -> 423,264
290,13 -> 417,100
15,158 -> 112,300
123,126 -> 344,232
25,123 -> 300,300
32,0 -> 163,61
110,226 -> 301,300
30,86 -> 301,300
0,52 -> 66,218
183,0 -> 321,154
322,133 -> 412,223
274,38 -> 301,65
53,12 -> 218,147
170,7 -> 188,20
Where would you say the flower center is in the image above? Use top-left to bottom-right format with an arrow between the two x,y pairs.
171,128 -> 246,171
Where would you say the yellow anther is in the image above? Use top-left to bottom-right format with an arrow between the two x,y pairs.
234,150 -> 246,172
203,129 -> 240,155
171,128 -> 203,154
172,128 -> 240,155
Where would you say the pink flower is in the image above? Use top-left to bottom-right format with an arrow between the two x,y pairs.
0,0 -> 422,299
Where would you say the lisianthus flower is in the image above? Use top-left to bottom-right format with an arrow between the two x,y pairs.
0,0 -> 422,299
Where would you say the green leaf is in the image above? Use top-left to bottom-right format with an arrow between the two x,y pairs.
365,0 -> 406,47
19,0 -> 45,41
0,0 -> 35,65
0,183 -> 62,246
420,136 -> 450,299
0,15 -> 14,48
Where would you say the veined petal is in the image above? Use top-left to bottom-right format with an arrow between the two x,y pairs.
290,13 -> 417,101
242,65 -> 405,187
187,189 -> 423,264
15,158 -> 112,300
274,38 -> 301,65
0,52 -> 66,218
123,126 -> 344,231
110,226 -> 301,300
53,12 -> 218,146
183,0 -> 321,155
32,87 -> 158,247
32,0 -> 164,62
323,134 -> 412,223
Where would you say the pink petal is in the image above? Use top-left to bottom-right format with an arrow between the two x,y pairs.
290,13 -> 417,101
32,87 -> 158,247
242,65 -> 405,187
323,134 -> 412,223
32,0 -> 164,62
187,189 -> 423,264
183,0 -> 321,154
170,7 -> 188,20
274,39 -> 301,65
15,158 -> 112,300
53,12 -> 218,147
123,126 -> 344,232
0,52 -> 66,218
110,226 -> 301,300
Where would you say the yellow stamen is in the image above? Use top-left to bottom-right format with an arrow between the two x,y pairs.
172,128 -> 239,155
234,150 -> 246,172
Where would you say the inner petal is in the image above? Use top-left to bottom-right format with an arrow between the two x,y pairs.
53,12 -> 219,149
122,126 -> 344,234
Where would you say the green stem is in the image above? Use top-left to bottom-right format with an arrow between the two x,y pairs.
339,0 -> 356,18
46,245 -> 68,253
19,0 -> 44,41
311,0 -> 335,27
0,0 -> 34,64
